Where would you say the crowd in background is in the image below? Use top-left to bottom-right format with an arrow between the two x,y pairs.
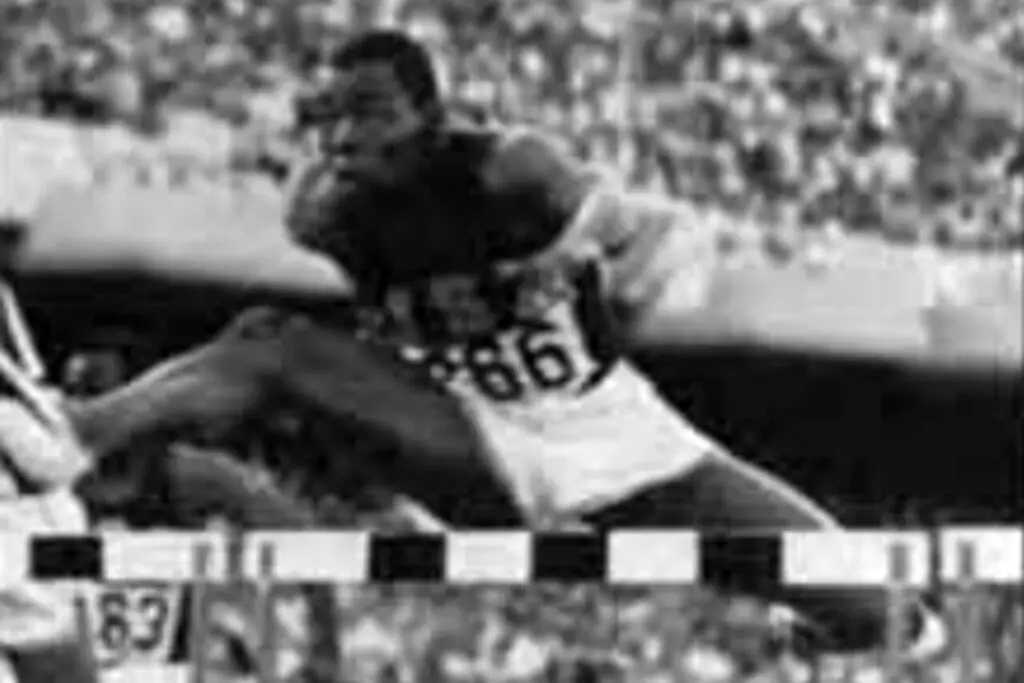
4,0 -> 1023,681
2,0 -> 1023,260
332,585 -> 1023,683
414,0 -> 1024,260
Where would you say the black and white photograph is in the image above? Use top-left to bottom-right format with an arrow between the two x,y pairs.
0,0 -> 1021,679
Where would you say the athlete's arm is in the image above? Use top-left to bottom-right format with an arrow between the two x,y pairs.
282,157 -> 367,305
284,157 -> 358,272
484,128 -> 597,232
0,397 -> 91,488
65,308 -> 293,463
572,189 -> 720,327
485,130 -> 719,334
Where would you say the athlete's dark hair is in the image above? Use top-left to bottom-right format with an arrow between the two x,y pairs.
330,31 -> 440,114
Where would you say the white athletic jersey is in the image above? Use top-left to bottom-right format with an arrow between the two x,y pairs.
377,186 -> 721,521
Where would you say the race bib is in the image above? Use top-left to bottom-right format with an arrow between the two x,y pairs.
380,262 -> 617,403
87,583 -> 184,668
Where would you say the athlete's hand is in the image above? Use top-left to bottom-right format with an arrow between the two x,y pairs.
283,158 -> 346,254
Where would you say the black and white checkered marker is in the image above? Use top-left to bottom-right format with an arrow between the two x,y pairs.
1,528 -> 1019,585
0,531 -> 230,584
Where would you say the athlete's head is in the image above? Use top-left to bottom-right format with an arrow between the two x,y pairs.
304,30 -> 442,196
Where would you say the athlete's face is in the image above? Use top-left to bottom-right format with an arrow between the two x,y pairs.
313,62 -> 432,196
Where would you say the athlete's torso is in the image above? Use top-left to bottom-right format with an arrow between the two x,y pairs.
329,131 -> 609,395
327,132 -> 714,518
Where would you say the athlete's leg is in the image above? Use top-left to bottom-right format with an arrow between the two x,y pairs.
271,314 -> 520,526
583,450 -> 840,530
65,309 -> 285,459
584,451 -> 944,655
71,307 -> 511,524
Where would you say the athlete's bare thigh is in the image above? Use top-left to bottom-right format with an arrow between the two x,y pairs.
271,314 -> 520,526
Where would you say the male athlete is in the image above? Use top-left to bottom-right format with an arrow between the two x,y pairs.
278,30 -> 949,658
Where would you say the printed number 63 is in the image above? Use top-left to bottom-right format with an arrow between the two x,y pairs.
97,588 -> 169,654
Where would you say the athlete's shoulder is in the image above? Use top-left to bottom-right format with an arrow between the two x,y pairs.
444,126 -> 599,259
438,125 -> 588,200
480,127 -> 591,200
